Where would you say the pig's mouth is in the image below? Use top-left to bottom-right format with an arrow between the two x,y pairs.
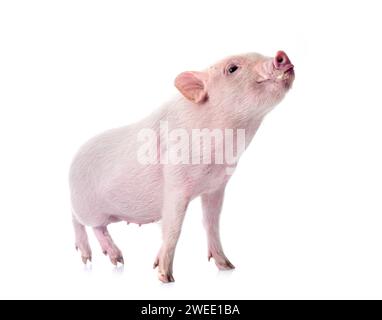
256,66 -> 294,84
275,65 -> 294,81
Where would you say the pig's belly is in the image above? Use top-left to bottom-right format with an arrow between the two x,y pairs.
102,171 -> 163,225
104,187 -> 162,224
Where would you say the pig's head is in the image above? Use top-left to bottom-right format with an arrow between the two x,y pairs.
175,51 -> 294,118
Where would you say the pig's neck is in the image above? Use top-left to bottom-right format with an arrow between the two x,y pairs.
240,116 -> 264,148
207,101 -> 266,148
157,97 -> 265,147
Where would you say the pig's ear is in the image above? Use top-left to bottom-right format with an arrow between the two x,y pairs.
174,71 -> 208,104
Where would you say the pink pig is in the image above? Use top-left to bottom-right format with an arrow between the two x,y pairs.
69,51 -> 295,282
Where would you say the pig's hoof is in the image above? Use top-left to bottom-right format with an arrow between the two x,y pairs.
81,255 -> 92,265
75,243 -> 92,265
110,255 -> 124,266
216,259 -> 235,270
107,253 -> 124,266
208,252 -> 235,270
158,272 -> 175,283
102,248 -> 124,265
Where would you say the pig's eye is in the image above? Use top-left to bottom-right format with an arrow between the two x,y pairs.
227,64 -> 239,74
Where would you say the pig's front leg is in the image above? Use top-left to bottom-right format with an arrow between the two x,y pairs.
202,187 -> 235,270
154,191 -> 189,283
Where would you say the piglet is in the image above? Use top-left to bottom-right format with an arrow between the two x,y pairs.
69,51 -> 295,282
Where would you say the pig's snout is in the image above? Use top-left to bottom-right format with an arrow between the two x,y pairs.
273,51 -> 294,71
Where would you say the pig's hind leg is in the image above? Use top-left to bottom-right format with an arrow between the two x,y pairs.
72,215 -> 92,264
93,226 -> 124,265
202,187 -> 235,270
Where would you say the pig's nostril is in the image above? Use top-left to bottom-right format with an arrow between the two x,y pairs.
274,50 -> 291,69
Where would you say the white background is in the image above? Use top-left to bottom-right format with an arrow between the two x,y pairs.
0,0 -> 381,299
